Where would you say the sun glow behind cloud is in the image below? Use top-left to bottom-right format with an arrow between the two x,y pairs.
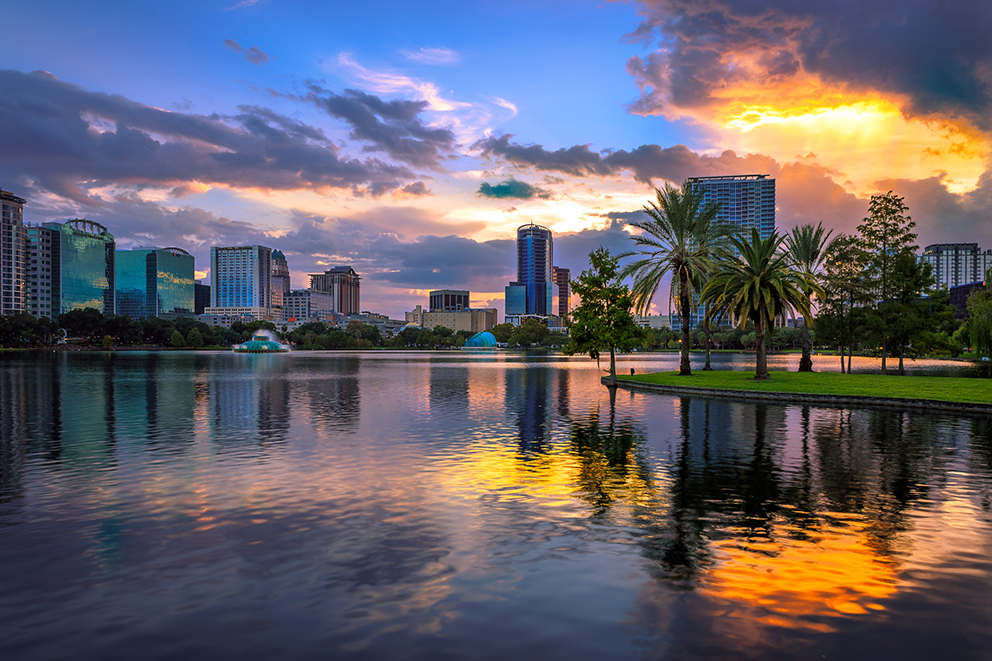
718,98 -> 988,194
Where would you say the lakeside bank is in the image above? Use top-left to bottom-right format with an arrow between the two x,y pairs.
606,370 -> 992,416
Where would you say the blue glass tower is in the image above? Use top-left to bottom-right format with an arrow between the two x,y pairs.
505,224 -> 556,319
44,219 -> 116,315
116,247 -> 195,319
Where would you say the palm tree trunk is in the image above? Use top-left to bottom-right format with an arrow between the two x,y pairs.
609,345 -> 617,386
703,317 -> 713,370
679,273 -> 692,376
755,317 -> 770,380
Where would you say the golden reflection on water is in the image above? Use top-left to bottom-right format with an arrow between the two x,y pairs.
703,516 -> 896,633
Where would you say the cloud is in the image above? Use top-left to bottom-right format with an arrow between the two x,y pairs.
626,0 -> 992,128
224,39 -> 270,65
331,53 -> 517,145
0,69 -> 413,203
393,181 -> 433,198
304,84 -> 456,168
477,178 -> 552,200
226,0 -> 262,11
399,47 -> 460,66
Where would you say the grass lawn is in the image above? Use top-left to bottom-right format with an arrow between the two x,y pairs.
622,369 -> 992,405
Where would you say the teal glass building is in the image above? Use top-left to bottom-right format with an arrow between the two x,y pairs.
505,224 -> 556,318
116,247 -> 195,319
47,219 -> 116,315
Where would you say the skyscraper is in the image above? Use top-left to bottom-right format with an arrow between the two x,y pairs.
270,250 -> 291,310
505,223 -> 556,322
1,190 -> 27,315
921,243 -> 992,290
552,266 -> 570,320
116,247 -> 195,319
209,245 -> 273,317
308,266 -> 360,315
674,174 -> 776,328
687,174 -> 776,239
38,219 -> 116,315
26,223 -> 57,319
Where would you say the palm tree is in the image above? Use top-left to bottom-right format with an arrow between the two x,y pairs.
620,181 -> 732,376
701,229 -> 820,380
784,222 -> 833,372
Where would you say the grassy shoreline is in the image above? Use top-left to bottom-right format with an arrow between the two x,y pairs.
622,370 -> 992,405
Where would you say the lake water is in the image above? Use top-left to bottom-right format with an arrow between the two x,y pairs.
1,350 -> 991,660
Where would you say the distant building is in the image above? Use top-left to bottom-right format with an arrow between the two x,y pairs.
194,281 -> 211,315
429,289 -> 469,311
949,281 -> 987,319
921,243 -> 992,290
270,249 -> 291,310
210,245 -> 272,318
671,174 -> 776,330
505,224 -> 559,325
1,190 -> 27,315
634,315 -> 672,330
32,219 -> 116,316
309,266 -> 360,315
283,289 -> 335,322
405,304 -> 497,334
552,266 -> 570,320
687,174 -> 776,240
26,223 -> 57,319
349,311 -> 407,336
116,247 -> 195,319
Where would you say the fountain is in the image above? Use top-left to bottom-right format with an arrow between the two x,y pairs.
233,330 -> 290,353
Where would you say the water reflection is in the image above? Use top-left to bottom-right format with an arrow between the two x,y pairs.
0,352 -> 990,660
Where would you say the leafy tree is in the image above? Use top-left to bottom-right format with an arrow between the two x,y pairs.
60,307 -> 105,342
508,318 -> 550,348
565,248 -> 645,386
785,221 -> 833,371
169,330 -> 185,348
818,234 -> 869,373
490,322 -> 514,344
968,290 -> 992,360
620,180 -> 733,375
187,327 -> 204,348
701,229 -> 816,380
856,191 -> 918,374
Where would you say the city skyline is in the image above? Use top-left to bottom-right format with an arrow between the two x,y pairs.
4,2 -> 992,319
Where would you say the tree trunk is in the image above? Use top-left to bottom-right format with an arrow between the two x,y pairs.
754,317 -> 770,380
798,323 -> 814,372
703,317 -> 713,370
608,345 -> 617,386
880,307 -> 888,375
840,344 -> 845,374
679,274 -> 692,376
898,346 -> 905,376
847,346 -> 852,373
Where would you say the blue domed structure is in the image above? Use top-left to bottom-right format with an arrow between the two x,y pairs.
233,334 -> 290,353
465,331 -> 497,348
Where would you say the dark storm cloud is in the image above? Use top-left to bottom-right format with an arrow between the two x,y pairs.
224,39 -> 270,65
304,84 -> 456,169
477,178 -> 551,200
474,133 -> 777,185
0,69 -> 413,203
626,0 -> 992,128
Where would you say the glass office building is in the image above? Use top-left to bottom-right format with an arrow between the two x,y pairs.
51,219 -> 116,315
116,247 -> 195,319
505,224 -> 556,318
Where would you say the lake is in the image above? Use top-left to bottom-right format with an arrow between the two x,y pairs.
1,350 -> 991,660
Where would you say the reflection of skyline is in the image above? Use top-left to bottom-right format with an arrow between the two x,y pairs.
298,355 -> 361,435
503,365 -> 554,456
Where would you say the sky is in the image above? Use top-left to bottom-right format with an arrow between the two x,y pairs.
3,0 -> 992,319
